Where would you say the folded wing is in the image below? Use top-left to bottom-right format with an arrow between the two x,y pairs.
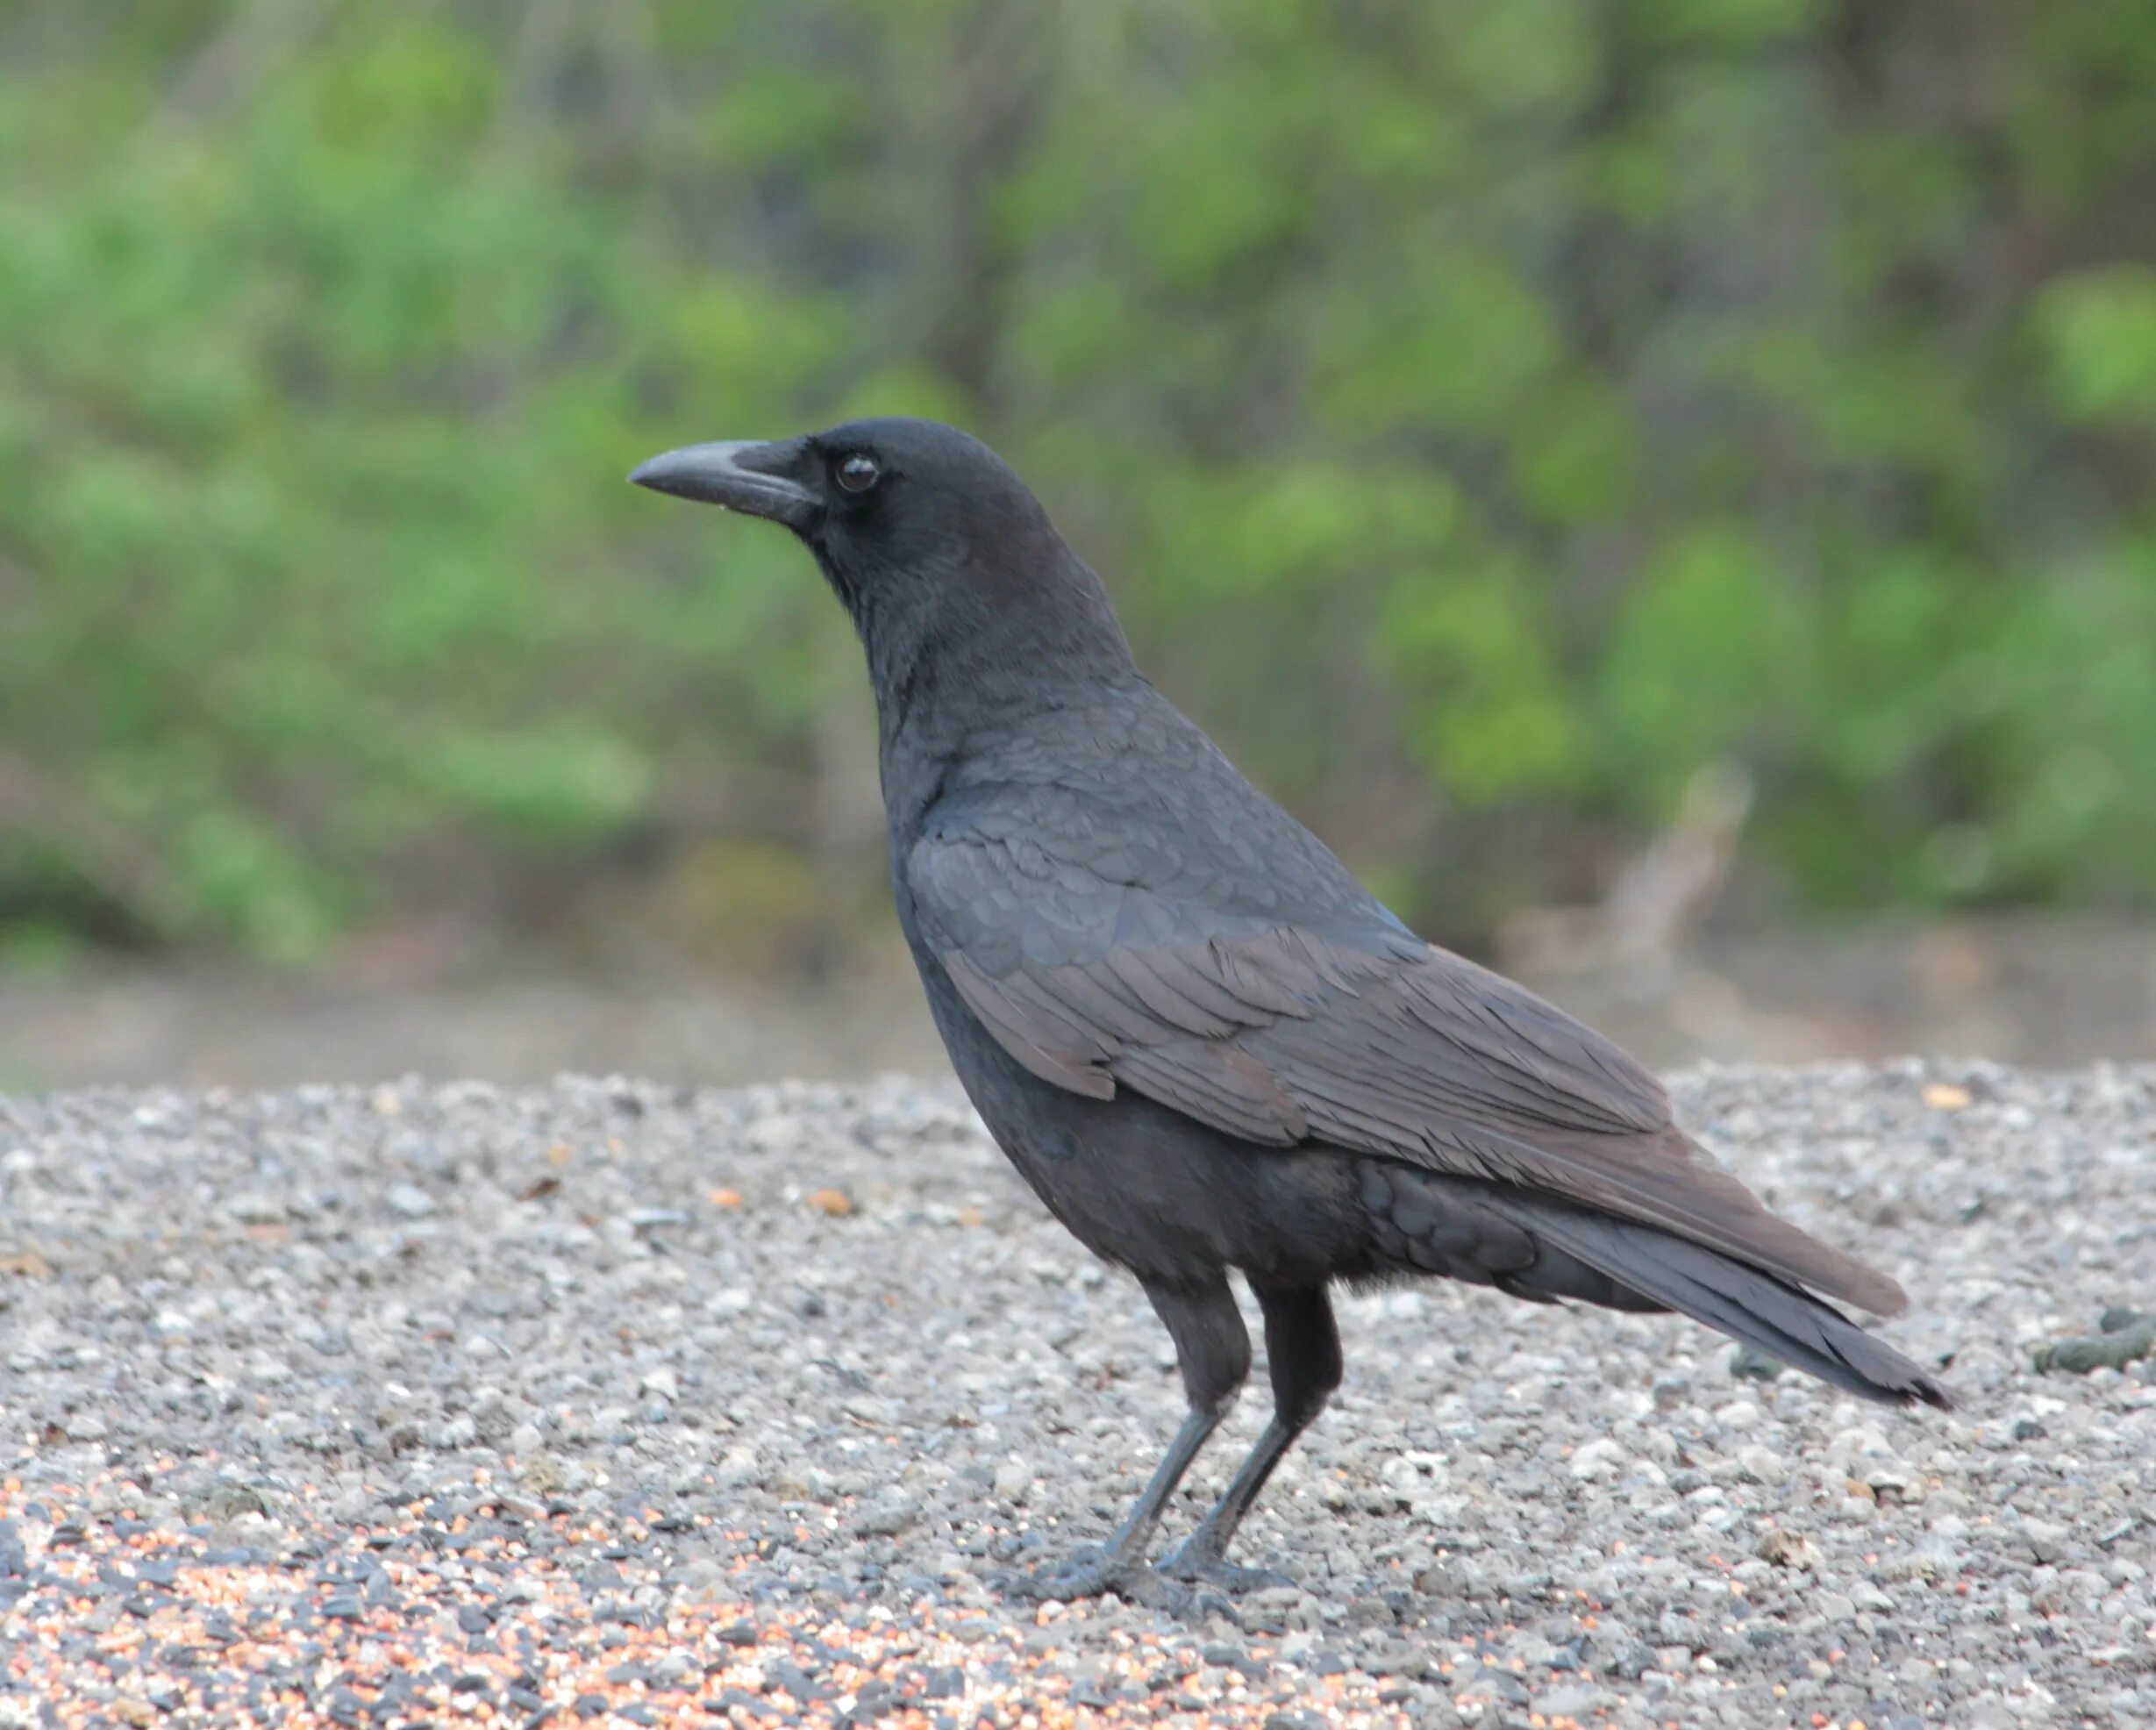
913,816 -> 1907,1317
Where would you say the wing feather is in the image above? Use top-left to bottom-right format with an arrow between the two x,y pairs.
912,821 -> 1907,1314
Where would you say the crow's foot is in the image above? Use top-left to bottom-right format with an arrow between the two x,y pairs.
998,1546 -> 1236,1620
1156,1540 -> 1297,1596
999,1544 -> 1133,1602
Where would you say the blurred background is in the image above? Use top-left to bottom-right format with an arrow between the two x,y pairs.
4,1 -> 2153,1090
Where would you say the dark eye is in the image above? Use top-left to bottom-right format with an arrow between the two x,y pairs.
837,453 -> 882,493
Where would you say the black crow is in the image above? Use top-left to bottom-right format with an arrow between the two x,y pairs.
631,418 -> 1949,1605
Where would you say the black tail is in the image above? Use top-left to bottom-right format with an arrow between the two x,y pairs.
1512,1200 -> 1953,1409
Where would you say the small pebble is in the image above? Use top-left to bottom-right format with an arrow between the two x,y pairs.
0,1067 -> 2138,1729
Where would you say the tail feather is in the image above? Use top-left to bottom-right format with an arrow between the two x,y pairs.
1518,1202 -> 1953,1410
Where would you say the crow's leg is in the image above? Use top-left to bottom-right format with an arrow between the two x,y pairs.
1007,1274 -> 1248,1605
1160,1281 -> 1339,1592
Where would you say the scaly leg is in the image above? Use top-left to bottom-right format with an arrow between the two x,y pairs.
1007,1274 -> 1249,1605
1159,1281 -> 1339,1592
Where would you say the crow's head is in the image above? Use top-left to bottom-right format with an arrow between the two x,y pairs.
632,417 -> 1064,611
632,417 -> 1130,699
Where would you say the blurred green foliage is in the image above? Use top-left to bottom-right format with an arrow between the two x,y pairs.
2,1 -> 2152,963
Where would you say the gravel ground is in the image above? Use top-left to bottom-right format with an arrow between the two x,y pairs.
1,1063 -> 2151,1729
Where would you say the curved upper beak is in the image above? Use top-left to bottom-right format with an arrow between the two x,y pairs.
628,440 -> 817,528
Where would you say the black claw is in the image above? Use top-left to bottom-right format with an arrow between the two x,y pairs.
998,1544 -> 1147,1605
998,1548 -> 1253,1623
1155,1540 -> 1299,1596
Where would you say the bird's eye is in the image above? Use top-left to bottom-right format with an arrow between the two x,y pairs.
837,454 -> 882,493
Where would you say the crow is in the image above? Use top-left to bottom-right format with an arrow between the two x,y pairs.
631,418 -> 1950,1605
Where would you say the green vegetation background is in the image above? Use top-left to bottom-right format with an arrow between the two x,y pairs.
4,2 -> 2152,969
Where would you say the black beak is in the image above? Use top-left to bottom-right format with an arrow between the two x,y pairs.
628,440 -> 817,528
